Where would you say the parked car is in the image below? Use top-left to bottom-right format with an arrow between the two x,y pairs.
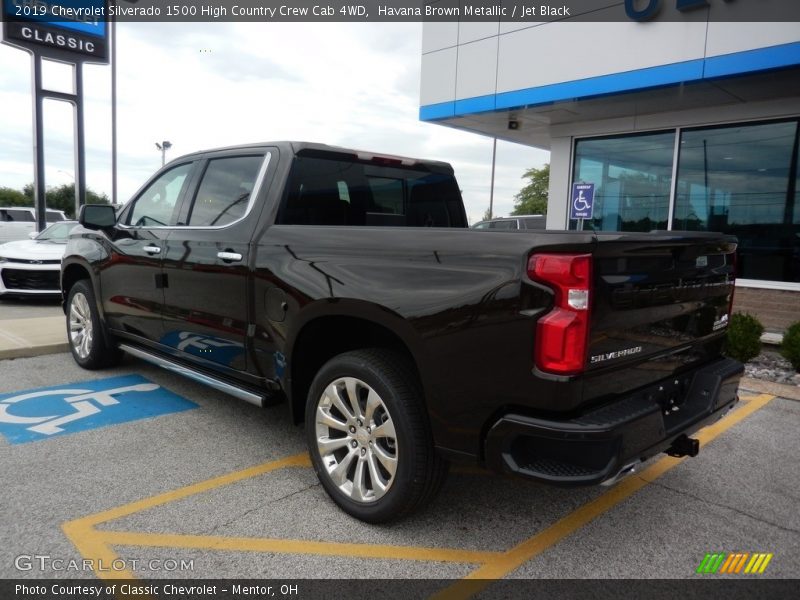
62,142 -> 742,522
473,215 -> 546,230
0,221 -> 78,297
0,207 -> 69,244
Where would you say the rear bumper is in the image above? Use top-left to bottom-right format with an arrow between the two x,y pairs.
484,357 -> 743,486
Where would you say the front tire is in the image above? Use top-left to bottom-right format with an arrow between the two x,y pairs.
66,280 -> 122,369
305,349 -> 447,523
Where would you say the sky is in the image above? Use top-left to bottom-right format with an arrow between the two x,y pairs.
0,22 -> 548,224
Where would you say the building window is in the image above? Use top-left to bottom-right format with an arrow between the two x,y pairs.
571,131 -> 675,232
674,121 -> 800,283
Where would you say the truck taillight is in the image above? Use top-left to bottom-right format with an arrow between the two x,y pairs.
528,253 -> 592,375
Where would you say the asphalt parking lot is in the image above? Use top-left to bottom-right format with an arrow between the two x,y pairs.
0,349 -> 798,593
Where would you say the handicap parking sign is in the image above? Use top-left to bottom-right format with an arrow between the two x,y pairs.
570,183 -> 595,220
0,374 -> 197,444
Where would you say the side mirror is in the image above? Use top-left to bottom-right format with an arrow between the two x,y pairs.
79,204 -> 117,230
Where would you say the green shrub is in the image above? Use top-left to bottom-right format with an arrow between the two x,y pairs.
723,313 -> 764,363
780,322 -> 800,372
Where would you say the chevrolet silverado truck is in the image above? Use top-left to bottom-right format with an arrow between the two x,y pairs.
61,142 -> 743,522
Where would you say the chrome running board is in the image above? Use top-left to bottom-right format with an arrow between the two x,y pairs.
119,343 -> 265,407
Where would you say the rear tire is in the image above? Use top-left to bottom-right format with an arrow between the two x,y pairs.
305,348 -> 447,523
66,279 -> 122,369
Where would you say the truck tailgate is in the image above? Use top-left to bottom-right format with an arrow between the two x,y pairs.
584,231 -> 737,404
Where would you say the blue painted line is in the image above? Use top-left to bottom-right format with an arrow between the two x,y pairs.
419,43 -> 800,120
0,374 -> 198,445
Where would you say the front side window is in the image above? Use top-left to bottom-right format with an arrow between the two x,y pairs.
128,163 -> 192,227
572,132 -> 675,232
674,121 -> 799,283
187,155 -> 265,227
45,211 -> 65,222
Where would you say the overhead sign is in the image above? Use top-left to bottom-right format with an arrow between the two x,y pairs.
1,0 -> 108,63
570,183 -> 595,220
0,374 -> 197,444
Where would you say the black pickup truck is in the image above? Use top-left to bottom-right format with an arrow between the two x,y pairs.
62,142 -> 743,522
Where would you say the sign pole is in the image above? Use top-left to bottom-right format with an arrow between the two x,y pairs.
75,62 -> 87,216
31,54 -> 47,233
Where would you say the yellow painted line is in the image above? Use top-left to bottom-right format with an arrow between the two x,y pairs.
99,530 -> 500,564
62,453 -> 311,579
74,452 -> 311,527
61,520 -> 135,581
434,394 -> 775,600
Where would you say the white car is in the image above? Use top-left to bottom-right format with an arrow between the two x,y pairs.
0,207 -> 69,244
0,221 -> 78,297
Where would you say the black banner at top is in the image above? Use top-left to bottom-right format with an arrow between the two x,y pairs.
1,0 -> 799,23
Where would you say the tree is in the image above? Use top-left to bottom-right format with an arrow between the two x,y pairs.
22,183 -> 110,218
511,163 -> 549,216
0,187 -> 29,206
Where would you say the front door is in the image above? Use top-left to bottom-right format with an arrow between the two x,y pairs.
160,152 -> 272,373
101,162 -> 195,343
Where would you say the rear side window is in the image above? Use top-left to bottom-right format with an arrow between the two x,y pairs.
523,217 -> 546,230
489,220 -> 515,229
277,155 -> 466,227
45,211 -> 65,223
187,155 -> 265,227
3,209 -> 34,222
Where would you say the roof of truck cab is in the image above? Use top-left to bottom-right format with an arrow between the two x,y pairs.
166,141 -> 453,170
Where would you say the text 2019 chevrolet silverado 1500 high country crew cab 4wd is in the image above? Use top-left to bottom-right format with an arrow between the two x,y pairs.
62,142 -> 743,522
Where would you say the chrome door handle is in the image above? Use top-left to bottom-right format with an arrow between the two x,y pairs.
217,251 -> 243,262
143,245 -> 161,255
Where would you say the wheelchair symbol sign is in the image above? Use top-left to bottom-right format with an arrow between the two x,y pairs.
0,375 -> 197,444
570,183 -> 595,220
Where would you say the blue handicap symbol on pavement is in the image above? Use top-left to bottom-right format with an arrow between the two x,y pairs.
0,374 -> 198,444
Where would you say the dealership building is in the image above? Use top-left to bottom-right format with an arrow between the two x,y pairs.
419,3 -> 800,332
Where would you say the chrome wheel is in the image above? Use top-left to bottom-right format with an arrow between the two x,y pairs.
69,292 -> 94,360
315,376 -> 398,503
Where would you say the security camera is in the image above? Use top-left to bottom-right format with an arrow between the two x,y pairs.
508,119 -> 520,131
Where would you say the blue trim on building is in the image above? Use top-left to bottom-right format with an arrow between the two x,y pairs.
420,42 -> 800,121
419,101 -> 456,120
494,59 -> 704,112
703,42 -> 800,79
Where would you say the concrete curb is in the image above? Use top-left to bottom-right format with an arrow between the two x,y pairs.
739,376 -> 800,402
0,342 -> 69,361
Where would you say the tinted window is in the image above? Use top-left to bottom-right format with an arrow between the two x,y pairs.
129,163 -> 192,227
523,217 -> 546,230
45,211 -> 65,222
3,209 -> 34,222
187,155 -> 265,227
489,220 -> 515,229
277,155 -> 466,227
473,221 -> 490,229
675,121 -> 799,283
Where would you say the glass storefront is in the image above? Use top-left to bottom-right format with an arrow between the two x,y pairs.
572,119 -> 800,284
572,132 -> 674,232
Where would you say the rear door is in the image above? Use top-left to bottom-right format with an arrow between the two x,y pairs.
160,150 -> 273,373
